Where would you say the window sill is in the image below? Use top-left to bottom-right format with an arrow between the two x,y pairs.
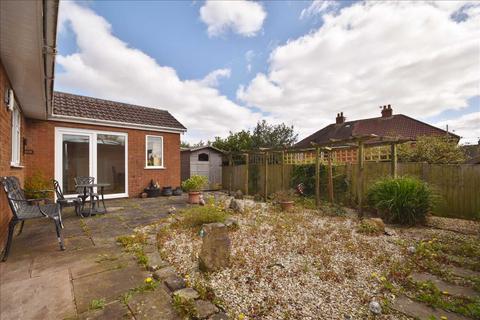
10,164 -> 24,169
144,166 -> 166,170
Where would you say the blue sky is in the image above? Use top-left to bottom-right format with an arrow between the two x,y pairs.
55,1 -> 479,144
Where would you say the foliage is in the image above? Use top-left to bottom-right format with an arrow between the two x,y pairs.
181,140 -> 207,149
89,298 -> 106,310
181,175 -> 208,192
290,164 -> 348,201
176,203 -> 228,229
272,189 -> 296,202
357,220 -> 383,235
397,136 -> 465,164
367,176 -> 436,225
211,120 -> 298,152
24,172 -> 51,199
116,233 -> 148,266
172,294 -> 196,318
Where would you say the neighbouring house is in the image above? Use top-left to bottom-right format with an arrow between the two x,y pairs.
0,1 -> 186,250
462,142 -> 480,164
296,105 -> 459,151
181,146 -> 224,190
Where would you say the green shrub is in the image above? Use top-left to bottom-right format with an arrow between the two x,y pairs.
181,175 -> 208,192
367,176 -> 436,225
177,204 -> 228,229
24,172 -> 51,199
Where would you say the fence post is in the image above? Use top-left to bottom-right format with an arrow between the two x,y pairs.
328,151 -> 334,203
315,147 -> 320,207
281,150 -> 285,191
264,152 -> 268,201
244,153 -> 249,195
228,153 -> 233,194
357,141 -> 365,218
390,143 -> 397,178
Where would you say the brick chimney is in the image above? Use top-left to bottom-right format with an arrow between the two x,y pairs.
336,112 -> 345,124
381,104 -> 393,118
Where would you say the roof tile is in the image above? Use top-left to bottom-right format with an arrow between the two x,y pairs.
53,92 -> 186,131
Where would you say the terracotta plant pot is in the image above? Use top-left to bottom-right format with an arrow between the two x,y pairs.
280,201 -> 294,212
188,191 -> 201,204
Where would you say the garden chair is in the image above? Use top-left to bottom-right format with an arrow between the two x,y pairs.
52,180 -> 82,217
1,176 -> 64,262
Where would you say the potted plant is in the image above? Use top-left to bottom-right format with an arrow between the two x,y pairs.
275,189 -> 296,212
181,175 -> 208,204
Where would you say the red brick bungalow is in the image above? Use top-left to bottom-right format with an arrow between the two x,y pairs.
0,1 -> 186,250
295,105 -> 460,162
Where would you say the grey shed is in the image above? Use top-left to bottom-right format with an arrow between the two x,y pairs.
181,146 -> 225,190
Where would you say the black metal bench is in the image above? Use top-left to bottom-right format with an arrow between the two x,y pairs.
1,176 -> 64,262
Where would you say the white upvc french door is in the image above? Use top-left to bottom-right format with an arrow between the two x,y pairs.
55,127 -> 128,199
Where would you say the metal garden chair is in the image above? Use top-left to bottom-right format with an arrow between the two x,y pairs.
52,180 -> 82,217
1,176 -> 64,262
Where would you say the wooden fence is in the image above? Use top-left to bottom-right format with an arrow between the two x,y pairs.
223,162 -> 480,220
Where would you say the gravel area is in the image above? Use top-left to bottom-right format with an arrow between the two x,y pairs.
426,215 -> 480,235
158,200 -> 417,319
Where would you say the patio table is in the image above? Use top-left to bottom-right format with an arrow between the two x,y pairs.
75,183 -> 110,217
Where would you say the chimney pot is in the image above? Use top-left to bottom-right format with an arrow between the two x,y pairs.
336,112 -> 345,124
381,104 -> 393,117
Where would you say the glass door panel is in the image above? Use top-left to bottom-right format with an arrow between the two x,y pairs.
62,134 -> 91,194
97,134 -> 126,195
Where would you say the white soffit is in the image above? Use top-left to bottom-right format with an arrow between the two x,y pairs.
0,1 -> 58,119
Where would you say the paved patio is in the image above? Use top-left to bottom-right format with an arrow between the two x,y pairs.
0,196 -> 188,320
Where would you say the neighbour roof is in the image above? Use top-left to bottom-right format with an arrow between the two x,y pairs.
296,114 -> 459,148
52,91 -> 186,131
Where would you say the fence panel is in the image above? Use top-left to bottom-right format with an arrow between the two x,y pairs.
223,162 -> 480,220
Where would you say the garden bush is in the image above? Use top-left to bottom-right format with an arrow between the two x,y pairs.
177,204 -> 228,229
181,175 -> 208,192
367,176 -> 436,225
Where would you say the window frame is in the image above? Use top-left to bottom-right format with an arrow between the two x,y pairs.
198,152 -> 209,162
10,103 -> 21,166
145,135 -> 164,169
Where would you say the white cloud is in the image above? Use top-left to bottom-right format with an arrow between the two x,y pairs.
200,68 -> 231,87
300,0 -> 340,19
238,1 -> 480,141
436,112 -> 480,145
199,0 -> 267,37
56,2 -> 260,142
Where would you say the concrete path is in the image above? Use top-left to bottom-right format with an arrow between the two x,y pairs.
0,197 -> 187,320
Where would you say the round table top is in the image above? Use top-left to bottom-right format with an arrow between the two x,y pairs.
75,183 -> 110,188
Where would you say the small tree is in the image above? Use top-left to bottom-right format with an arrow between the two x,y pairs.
397,136 -> 465,164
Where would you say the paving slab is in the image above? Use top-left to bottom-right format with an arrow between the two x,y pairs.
411,272 -> 478,298
78,301 -> 134,320
127,288 -> 180,320
392,295 -> 470,320
449,265 -> 480,279
0,269 -> 75,320
70,254 -> 136,279
73,265 -> 148,313
31,246 -> 124,277
0,256 -> 33,285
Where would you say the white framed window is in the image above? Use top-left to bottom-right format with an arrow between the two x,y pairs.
11,104 -> 21,166
145,135 -> 164,169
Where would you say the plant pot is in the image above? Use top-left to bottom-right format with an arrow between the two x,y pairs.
140,192 -> 148,198
144,188 -> 160,198
188,191 -> 201,204
280,201 -> 294,212
173,187 -> 183,196
162,186 -> 173,196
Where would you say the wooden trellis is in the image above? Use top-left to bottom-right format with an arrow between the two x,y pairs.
224,134 -> 410,217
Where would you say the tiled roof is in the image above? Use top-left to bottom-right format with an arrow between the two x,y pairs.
296,114 -> 458,148
52,92 -> 186,131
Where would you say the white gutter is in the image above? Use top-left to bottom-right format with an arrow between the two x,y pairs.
48,114 -> 187,134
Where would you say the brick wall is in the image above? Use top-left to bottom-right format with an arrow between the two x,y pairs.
24,120 -> 181,197
0,62 -> 26,248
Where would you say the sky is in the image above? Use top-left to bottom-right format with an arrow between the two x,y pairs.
55,0 -> 480,145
